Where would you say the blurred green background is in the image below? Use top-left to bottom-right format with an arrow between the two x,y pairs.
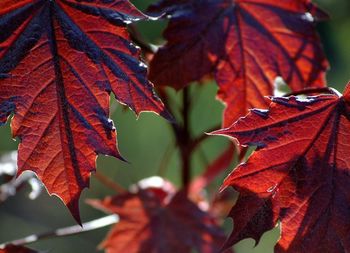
0,0 -> 349,252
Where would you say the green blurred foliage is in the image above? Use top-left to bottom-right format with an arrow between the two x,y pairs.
0,0 -> 349,252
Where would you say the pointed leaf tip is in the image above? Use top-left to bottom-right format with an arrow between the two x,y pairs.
67,197 -> 82,226
0,0 -> 167,222
217,84 -> 350,251
160,107 -> 176,123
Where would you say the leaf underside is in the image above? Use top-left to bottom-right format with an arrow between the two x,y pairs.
148,0 -> 329,126
214,84 -> 350,252
0,0 -> 168,223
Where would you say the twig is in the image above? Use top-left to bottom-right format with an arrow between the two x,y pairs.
94,171 -> 127,193
0,214 -> 119,247
191,124 -> 221,151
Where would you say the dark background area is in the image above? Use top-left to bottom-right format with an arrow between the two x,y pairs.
0,0 -> 349,252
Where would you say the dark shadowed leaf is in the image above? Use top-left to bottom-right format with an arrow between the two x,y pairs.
148,0 -> 328,126
0,0 -> 168,223
0,245 -> 39,253
213,83 -> 350,252
88,182 -> 231,253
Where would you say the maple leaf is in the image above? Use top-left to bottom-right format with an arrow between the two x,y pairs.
88,182 -> 230,253
0,0 -> 169,223
0,245 -> 38,253
212,83 -> 350,252
148,0 -> 329,126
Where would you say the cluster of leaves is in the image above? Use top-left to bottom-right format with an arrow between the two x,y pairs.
0,0 -> 349,252
148,0 -> 328,126
214,87 -> 350,252
88,178 -> 231,253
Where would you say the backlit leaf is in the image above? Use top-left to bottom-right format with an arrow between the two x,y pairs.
89,182 -> 230,253
0,0 -> 168,223
148,0 -> 328,126
213,84 -> 350,252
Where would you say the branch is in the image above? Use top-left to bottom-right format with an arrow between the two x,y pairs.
191,124 -> 221,151
94,171 -> 127,193
0,214 -> 119,247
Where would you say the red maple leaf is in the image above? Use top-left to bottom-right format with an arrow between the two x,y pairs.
0,245 -> 38,253
212,83 -> 350,252
0,0 -> 169,223
148,0 -> 329,126
88,184 -> 231,253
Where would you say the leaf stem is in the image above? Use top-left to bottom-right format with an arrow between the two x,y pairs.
94,171 -> 127,193
0,214 -> 119,247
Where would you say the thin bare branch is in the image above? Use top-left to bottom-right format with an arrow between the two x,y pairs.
94,171 -> 127,193
191,124 -> 221,151
0,214 -> 119,247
